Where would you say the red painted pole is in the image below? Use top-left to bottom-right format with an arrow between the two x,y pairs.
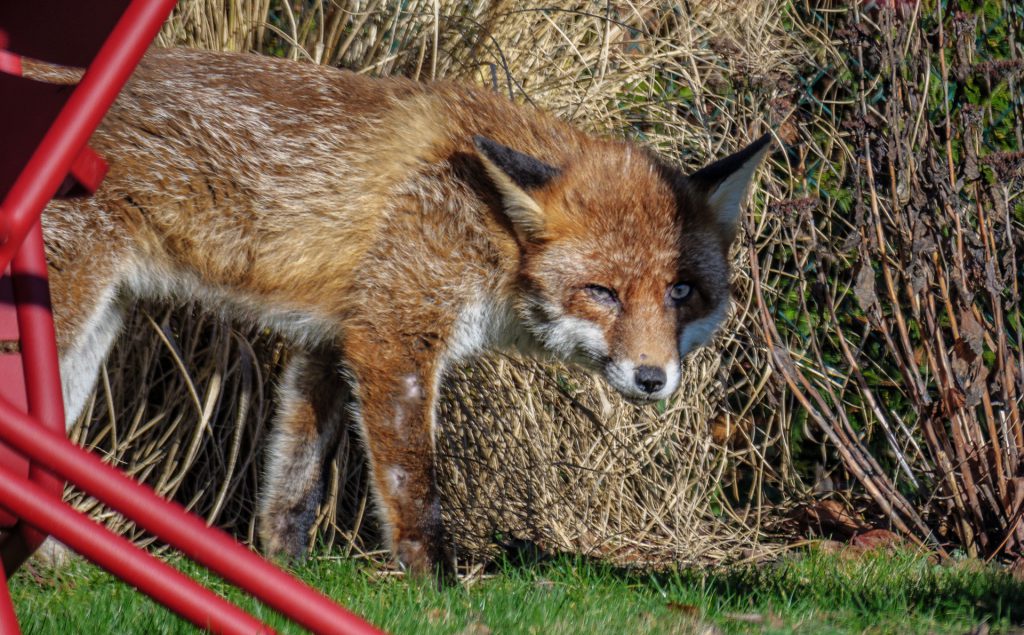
0,464 -> 272,635
11,222 -> 64,435
0,559 -> 20,635
0,396 -> 384,635
2,221 -> 66,570
0,0 -> 178,270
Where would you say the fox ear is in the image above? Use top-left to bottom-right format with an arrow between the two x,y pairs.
689,133 -> 772,245
473,135 -> 559,241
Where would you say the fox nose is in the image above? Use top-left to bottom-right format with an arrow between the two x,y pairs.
634,365 -> 666,394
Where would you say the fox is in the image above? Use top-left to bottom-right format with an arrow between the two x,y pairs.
36,47 -> 770,578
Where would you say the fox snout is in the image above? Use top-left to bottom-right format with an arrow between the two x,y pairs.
634,365 -> 666,394
603,355 -> 681,402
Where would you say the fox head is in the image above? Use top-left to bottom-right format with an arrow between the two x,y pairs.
474,133 -> 770,401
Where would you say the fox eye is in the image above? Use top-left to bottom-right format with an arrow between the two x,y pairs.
585,284 -> 619,307
669,282 -> 693,304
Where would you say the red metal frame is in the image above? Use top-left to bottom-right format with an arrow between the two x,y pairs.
0,2 -> 385,633
0,465 -> 271,635
1,222 -> 65,570
0,2 -> 172,267
0,556 -> 15,631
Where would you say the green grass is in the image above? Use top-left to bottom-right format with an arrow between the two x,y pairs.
9,547 -> 1024,634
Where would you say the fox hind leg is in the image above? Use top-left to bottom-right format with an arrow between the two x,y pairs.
55,284 -> 125,431
258,348 -> 349,560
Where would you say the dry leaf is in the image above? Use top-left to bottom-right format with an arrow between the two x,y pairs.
800,499 -> 869,538
849,528 -> 904,551
854,263 -> 878,312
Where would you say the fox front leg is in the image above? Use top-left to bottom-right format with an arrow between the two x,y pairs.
345,328 -> 453,580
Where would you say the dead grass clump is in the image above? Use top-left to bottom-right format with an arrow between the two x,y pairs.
65,1 -> 831,568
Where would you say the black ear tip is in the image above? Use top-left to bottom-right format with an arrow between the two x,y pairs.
689,132 -> 773,187
472,134 -> 496,156
750,132 -> 772,154
734,132 -> 773,165
470,134 -> 560,190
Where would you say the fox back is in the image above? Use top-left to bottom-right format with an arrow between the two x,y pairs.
40,48 -> 769,578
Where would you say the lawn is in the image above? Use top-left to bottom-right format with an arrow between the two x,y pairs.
9,546 -> 1024,634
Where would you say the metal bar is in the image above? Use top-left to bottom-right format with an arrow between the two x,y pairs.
0,0 -> 178,269
0,464 -> 272,635
0,396 -> 384,635
0,264 -> 29,532
0,558 -> 20,635
3,220 -> 65,569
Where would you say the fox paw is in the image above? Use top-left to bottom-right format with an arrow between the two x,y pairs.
258,506 -> 315,563
396,538 -> 455,585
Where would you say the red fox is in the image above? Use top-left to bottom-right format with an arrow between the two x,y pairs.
39,48 -> 770,578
